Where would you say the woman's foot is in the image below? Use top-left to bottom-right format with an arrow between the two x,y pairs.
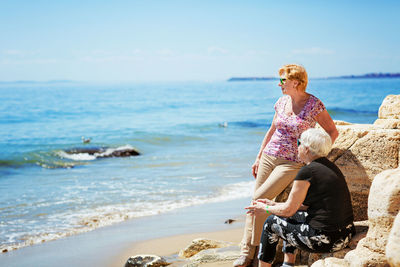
233,255 -> 253,267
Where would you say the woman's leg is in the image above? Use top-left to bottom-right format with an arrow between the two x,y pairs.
251,158 -> 303,246
238,154 -> 277,260
258,215 -> 284,264
281,211 -> 309,264
257,212 -> 308,264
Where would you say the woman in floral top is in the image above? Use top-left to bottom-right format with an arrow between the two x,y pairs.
234,64 -> 338,267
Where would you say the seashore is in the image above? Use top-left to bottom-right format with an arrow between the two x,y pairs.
0,197 -> 249,267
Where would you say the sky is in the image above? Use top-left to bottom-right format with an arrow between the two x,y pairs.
0,0 -> 399,82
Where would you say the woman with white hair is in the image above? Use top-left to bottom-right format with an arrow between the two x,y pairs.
245,128 -> 355,267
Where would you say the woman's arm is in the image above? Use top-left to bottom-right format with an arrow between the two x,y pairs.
316,110 -> 338,143
252,113 -> 277,178
246,180 -> 310,217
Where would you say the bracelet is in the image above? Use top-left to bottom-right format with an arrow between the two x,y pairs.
266,205 -> 269,214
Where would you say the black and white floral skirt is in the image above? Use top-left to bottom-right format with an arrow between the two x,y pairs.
258,211 -> 356,263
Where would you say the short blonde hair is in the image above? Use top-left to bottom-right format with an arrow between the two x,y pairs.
300,128 -> 332,157
279,64 -> 308,92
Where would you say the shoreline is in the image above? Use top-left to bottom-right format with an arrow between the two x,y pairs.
0,197 -> 249,267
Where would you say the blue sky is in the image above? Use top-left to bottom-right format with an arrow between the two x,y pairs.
0,0 -> 399,81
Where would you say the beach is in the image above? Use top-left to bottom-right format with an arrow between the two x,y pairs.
0,197 -> 248,267
1,80 -> 400,266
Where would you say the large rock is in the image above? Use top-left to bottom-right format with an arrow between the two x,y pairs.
374,118 -> 400,129
344,168 -> 400,266
378,95 -> 400,119
374,95 -> 400,129
125,255 -> 170,267
322,95 -> 400,220
178,238 -> 232,258
326,123 -> 400,221
386,211 -> 400,266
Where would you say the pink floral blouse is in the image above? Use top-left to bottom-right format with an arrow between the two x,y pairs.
264,94 -> 326,163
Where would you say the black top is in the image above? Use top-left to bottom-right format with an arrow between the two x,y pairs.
294,157 -> 354,231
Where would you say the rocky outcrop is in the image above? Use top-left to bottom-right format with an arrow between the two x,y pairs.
344,167 -> 400,266
125,255 -> 170,267
373,94 -> 400,129
178,238 -> 232,258
378,95 -> 400,119
386,211 -> 400,266
324,95 -> 400,221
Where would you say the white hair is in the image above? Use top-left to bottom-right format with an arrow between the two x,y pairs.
300,128 -> 332,157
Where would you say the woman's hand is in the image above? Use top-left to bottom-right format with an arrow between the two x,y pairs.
252,159 -> 260,178
245,201 -> 267,216
255,198 -> 276,206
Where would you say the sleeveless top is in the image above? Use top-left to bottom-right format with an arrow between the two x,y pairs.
264,94 -> 326,163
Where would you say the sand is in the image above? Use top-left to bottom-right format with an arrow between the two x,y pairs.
111,226 -> 244,267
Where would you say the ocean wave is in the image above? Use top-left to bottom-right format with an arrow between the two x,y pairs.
0,145 -> 140,170
56,151 -> 97,161
0,180 -> 253,253
0,157 -> 80,169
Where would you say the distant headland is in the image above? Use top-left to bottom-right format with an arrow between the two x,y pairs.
0,80 -> 75,84
228,73 -> 400,81
326,73 -> 400,79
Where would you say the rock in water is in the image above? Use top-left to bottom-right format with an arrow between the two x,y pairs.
125,255 -> 169,267
64,146 -> 140,158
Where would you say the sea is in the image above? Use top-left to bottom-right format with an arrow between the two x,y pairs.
0,78 -> 399,254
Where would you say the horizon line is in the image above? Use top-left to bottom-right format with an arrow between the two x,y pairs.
1,72 -> 400,84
